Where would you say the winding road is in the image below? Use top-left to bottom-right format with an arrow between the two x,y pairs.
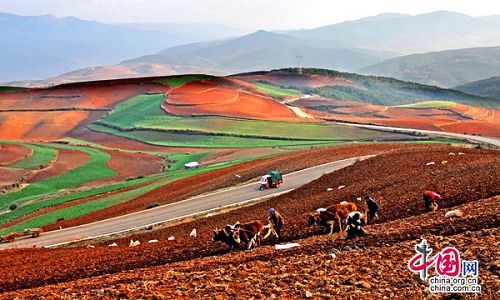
335,122 -> 500,148
0,155 -> 374,249
2,124 -> 497,250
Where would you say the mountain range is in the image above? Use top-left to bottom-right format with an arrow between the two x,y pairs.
360,46 -> 500,87
0,12 -> 245,82
456,76 -> 500,100
3,10 -> 500,85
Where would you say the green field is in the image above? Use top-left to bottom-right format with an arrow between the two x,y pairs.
254,82 -> 301,99
0,143 -> 116,211
156,75 -> 215,87
92,94 -> 403,148
4,142 -> 58,170
396,101 -> 456,109
0,152 -> 273,234
0,86 -> 26,93
0,150 -> 211,226
90,124 -> 343,148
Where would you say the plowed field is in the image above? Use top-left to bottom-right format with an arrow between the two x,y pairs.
0,144 -> 497,298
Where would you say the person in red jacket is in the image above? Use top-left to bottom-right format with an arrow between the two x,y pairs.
423,190 -> 442,212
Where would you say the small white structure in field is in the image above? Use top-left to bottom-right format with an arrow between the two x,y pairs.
275,243 -> 300,250
326,188 -> 333,192
129,240 -> 141,247
184,162 -> 200,170
426,161 -> 435,166
338,185 -> 346,189
445,209 -> 464,218
108,242 -> 118,247
190,229 -> 197,237
168,236 -> 175,241
148,239 -> 159,244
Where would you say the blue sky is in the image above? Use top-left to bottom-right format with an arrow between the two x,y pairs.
0,0 -> 499,29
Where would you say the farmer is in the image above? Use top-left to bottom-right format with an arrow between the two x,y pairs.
268,208 -> 284,239
423,190 -> 442,212
365,195 -> 379,222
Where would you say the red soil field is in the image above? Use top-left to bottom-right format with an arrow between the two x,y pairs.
299,98 -> 500,137
29,148 -> 89,183
0,167 -> 30,187
42,144 -> 403,231
0,111 -> 93,141
0,81 -> 172,142
0,145 -> 497,297
5,201 -> 497,299
100,149 -> 164,180
236,71 -> 366,89
201,147 -> 286,166
0,143 -> 32,166
0,83 -> 167,111
164,78 -> 304,121
70,129 -> 206,153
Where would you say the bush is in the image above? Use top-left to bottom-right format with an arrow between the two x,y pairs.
9,203 -> 17,211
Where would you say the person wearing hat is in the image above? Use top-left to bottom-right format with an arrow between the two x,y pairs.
268,208 -> 284,240
365,195 -> 379,222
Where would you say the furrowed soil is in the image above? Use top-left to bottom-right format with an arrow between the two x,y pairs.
0,144 -> 498,298
163,78 -> 304,122
0,144 -> 32,166
299,98 -> 500,137
28,148 -> 89,182
41,143 -> 403,231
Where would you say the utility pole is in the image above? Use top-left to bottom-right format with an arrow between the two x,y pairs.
296,56 -> 303,74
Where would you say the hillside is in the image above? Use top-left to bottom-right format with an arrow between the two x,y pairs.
456,76 -> 500,100
359,46 -> 500,87
123,30 -> 393,75
289,11 -> 500,54
247,68 -> 497,108
235,69 -> 500,136
0,12 -> 181,82
1,145 -> 498,298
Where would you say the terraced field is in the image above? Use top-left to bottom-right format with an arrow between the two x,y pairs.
92,93 -> 413,148
253,82 -> 301,99
5,142 -> 57,170
0,143 -> 116,211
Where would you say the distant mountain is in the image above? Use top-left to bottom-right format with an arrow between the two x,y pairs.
0,13 -> 240,82
123,30 -> 394,74
456,76 -> 500,100
288,11 -> 500,54
119,22 -> 250,43
11,30 -> 394,86
359,47 -> 500,87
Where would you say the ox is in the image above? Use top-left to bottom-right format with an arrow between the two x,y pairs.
212,224 -> 240,251
233,220 -> 264,250
308,202 -> 357,234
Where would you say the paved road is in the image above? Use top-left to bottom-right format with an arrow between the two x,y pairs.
335,122 -> 500,148
0,155 -> 374,249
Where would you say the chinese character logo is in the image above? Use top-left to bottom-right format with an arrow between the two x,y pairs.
408,239 -> 461,281
462,260 -> 479,277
